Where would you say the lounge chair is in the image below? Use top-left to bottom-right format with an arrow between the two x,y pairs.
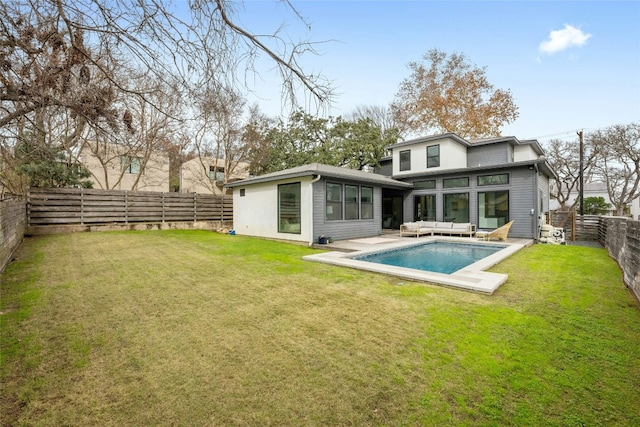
477,221 -> 514,242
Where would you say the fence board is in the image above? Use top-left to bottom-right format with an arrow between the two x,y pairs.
28,188 -> 232,226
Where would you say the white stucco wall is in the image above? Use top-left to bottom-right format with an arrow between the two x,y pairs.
232,176 -> 313,243
392,137 -> 467,176
513,145 -> 539,162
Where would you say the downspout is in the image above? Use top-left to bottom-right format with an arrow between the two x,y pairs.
309,174 -> 322,246
533,163 -> 539,241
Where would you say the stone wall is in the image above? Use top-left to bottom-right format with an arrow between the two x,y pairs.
1,197 -> 26,272
600,216 -> 640,303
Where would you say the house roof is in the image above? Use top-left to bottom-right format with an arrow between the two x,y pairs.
225,163 -> 414,189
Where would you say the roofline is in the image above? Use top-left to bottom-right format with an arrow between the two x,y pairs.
385,133 -> 470,150
225,164 -> 413,189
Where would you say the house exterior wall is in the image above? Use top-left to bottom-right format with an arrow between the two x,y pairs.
79,143 -> 169,192
392,137 -> 467,177
312,178 -> 382,241
232,176 -> 313,243
513,144 -> 539,162
400,166 -> 543,238
181,158 -> 250,195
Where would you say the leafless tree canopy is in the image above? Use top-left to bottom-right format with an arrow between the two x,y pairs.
0,0 -> 331,193
589,123 -> 640,215
544,137 -> 596,210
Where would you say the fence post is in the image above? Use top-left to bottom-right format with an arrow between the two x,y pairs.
162,192 -> 165,223
193,192 -> 197,222
125,190 -> 128,223
80,187 -> 85,225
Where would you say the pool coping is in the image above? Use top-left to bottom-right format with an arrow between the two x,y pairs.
303,237 -> 526,294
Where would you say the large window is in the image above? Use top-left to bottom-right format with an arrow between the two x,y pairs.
326,183 -> 343,220
278,182 -> 301,234
327,183 -> 374,221
361,187 -> 373,219
478,191 -> 509,229
345,185 -> 359,220
415,195 -> 436,221
399,150 -> 411,171
427,145 -> 440,168
443,193 -> 469,223
120,156 -> 142,174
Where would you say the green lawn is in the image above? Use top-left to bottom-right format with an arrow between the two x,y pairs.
2,230 -> 639,426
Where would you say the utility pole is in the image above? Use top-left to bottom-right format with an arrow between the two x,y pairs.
577,130 -> 584,215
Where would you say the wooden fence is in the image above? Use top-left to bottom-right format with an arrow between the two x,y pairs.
549,210 -> 600,241
27,187 -> 232,227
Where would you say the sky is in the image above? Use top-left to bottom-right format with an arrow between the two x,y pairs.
228,1 -> 640,143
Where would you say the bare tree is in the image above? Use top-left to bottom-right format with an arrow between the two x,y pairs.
348,105 -> 398,136
183,85 -> 251,194
590,123 -> 640,216
1,0 -> 332,193
544,137 -> 596,210
391,49 -> 519,139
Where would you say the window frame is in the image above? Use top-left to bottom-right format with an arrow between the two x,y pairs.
345,184 -> 360,220
477,173 -> 509,186
326,182 -> 343,221
477,190 -> 510,229
361,186 -> 374,219
443,192 -> 470,223
442,177 -> 469,189
278,182 -> 301,234
120,156 -> 142,174
399,150 -> 411,171
414,179 -> 436,190
426,144 -> 440,168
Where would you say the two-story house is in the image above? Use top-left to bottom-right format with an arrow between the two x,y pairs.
180,157 -> 250,195
380,133 -> 556,239
79,141 -> 170,192
226,133 -> 556,245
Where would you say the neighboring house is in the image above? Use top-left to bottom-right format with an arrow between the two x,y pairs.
79,141 -> 170,192
226,133 -> 556,244
550,182 -> 640,219
180,157 -> 250,195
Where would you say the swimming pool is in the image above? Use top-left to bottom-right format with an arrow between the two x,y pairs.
353,241 -> 507,274
304,237 -> 527,294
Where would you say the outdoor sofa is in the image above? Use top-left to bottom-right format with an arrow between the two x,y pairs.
400,221 -> 476,238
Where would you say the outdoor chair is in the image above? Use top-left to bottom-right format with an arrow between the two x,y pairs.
477,221 -> 514,242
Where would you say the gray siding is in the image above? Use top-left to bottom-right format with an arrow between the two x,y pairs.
509,167 -> 538,238
312,178 -> 382,241
467,144 -> 511,168
401,166 -> 541,238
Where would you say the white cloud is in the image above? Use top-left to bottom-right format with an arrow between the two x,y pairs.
539,24 -> 592,54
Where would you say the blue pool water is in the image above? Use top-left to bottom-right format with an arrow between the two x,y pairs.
354,241 -> 506,274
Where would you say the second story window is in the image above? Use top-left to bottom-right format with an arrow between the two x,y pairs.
400,150 -> 411,171
209,166 -> 224,182
120,156 -> 142,174
427,144 -> 440,168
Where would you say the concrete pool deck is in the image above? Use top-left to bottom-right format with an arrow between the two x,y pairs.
304,234 -> 533,294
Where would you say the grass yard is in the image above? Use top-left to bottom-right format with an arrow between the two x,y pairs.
2,230 -> 640,426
